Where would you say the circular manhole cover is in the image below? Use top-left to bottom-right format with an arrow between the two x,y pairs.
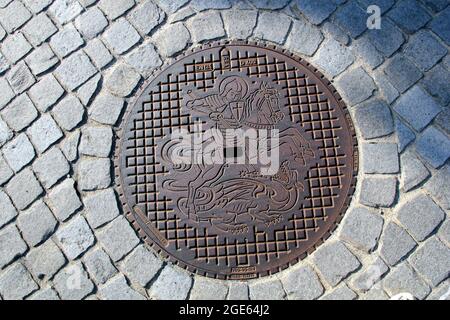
116,42 -> 358,279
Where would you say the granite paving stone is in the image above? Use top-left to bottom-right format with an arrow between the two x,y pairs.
0,224 -> 27,268
17,200 -> 57,247
380,222 -> 417,266
1,33 -> 32,64
127,0 -> 165,35
22,13 -> 57,46
253,12 -> 291,45
84,188 -> 119,228
148,266 -> 192,300
0,263 -> 38,300
25,239 -> 66,280
280,265 -> 324,300
416,126 -> 450,168
52,95 -> 85,131
55,215 -> 95,259
46,178 -> 82,221
27,114 -> 63,153
33,147 -> 70,189
28,74 -> 64,112
5,168 -> 43,210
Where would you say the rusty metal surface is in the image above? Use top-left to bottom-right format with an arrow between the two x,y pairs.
116,41 -> 358,280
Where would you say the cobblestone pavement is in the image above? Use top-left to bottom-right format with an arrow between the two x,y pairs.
0,0 -> 448,300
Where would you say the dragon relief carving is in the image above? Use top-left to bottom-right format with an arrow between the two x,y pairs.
157,74 -> 319,234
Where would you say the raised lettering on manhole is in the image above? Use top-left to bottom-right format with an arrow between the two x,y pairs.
116,42 -> 358,279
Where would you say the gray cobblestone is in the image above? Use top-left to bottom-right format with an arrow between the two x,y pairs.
105,62 -> 141,97
380,222 -> 417,266
387,0 -> 431,34
52,95 -> 85,131
77,157 -> 110,190
48,0 -> 83,25
0,190 -> 16,228
351,257 -> 389,292
395,118 -> 415,152
354,99 -> 393,139
54,51 -> 97,91
321,284 -> 357,300
0,1 -> 32,33
27,114 -> 63,153
97,216 -> 139,261
361,288 -> 390,300
154,0 -> 187,14
50,23 -> 84,58
56,216 -> 95,259
416,126 -> 450,168
2,133 -> 35,172
333,1 -> 366,38
366,20 -> 404,57
438,220 -> 450,246
60,129 -> 80,162
83,247 -> 117,284
0,78 -> 14,109
0,118 -> 12,146
28,74 -> 64,112
6,168 -> 43,210
222,9 -> 257,40
422,64 -> 450,106
190,276 -> 228,300
22,0 -> 52,13
79,126 -> 112,158
394,85 -> 441,131
427,280 -> 450,300
312,241 -> 361,286
0,52 -> 9,74
124,42 -> 162,78
53,261 -> 94,300
84,188 -> 119,228
188,11 -> 225,43
84,39 -> 113,70
18,200 -> 57,247
0,263 -> 38,300
384,55 -> 422,93
339,207 -> 384,251
336,67 -> 375,106
153,23 -> 190,57
382,263 -> 430,299
290,0 -> 336,25
99,274 -> 145,300
351,37 -> 383,69
322,22 -> 349,46
430,7 -> 450,45
121,244 -> 162,286
33,147 -> 70,189
128,0 -> 164,35
373,70 -> 399,104
404,30 -> 447,72
362,143 -> 399,174
25,239 -> 66,280
103,18 -> 140,55
77,74 -> 101,106
98,0 -> 134,20
397,194 -> 445,242
312,38 -> 354,78
0,224 -> 27,268
286,18 -> 323,57
89,92 -> 124,125
25,44 -> 59,76
47,178 -> 82,221
1,33 -> 32,64
0,155 -> 13,185
22,13 -> 57,46
410,237 -> 450,287
191,0 -> 231,11
360,176 -> 397,208
75,7 -> 108,39
254,12 -> 291,45
280,265 -> 324,300
227,282 -> 248,300
249,278 -> 285,300
400,151 -> 430,192
7,61 -> 35,94
29,287 -> 60,300
149,266 -> 192,300
424,165 -> 449,210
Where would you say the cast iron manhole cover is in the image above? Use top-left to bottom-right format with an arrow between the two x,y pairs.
116,42 -> 358,279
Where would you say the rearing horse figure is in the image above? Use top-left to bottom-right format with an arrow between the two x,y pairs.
185,75 -> 284,129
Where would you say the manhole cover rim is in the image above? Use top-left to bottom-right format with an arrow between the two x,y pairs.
114,40 -> 358,280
